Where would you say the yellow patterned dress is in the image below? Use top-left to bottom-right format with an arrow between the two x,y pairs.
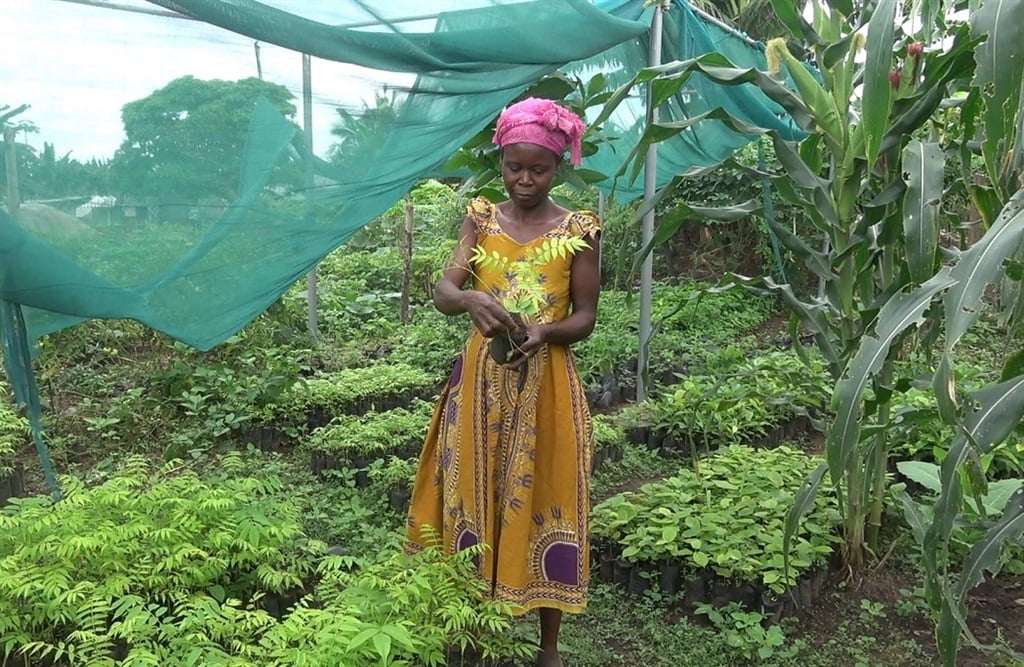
406,196 -> 599,614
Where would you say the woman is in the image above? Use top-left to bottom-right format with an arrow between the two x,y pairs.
407,97 -> 600,667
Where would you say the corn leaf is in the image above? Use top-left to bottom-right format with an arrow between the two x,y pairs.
970,0 -> 1024,191
903,140 -> 944,285
944,187 -> 1024,349
829,269 -> 955,479
861,0 -> 898,167
782,461 -> 829,587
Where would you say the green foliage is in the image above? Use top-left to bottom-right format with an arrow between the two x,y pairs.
14,142 -> 112,202
1,105 -> 110,201
574,282 -> 776,389
593,413 -> 626,450
887,372 -> 1024,478
600,6 -> 1024,663
369,455 -> 419,494
591,445 -> 842,593
153,335 -> 302,450
583,196 -> 644,289
0,386 -> 28,479
647,348 -> 829,450
304,400 -> 434,460
258,363 -> 436,424
292,470 -> 406,558
109,76 -> 298,203
254,538 -> 534,666
0,449 -> 534,666
0,454 -> 317,665
895,461 -> 1024,569
694,602 -> 793,661
384,306 -> 470,382
327,91 -> 401,170
469,236 -> 590,317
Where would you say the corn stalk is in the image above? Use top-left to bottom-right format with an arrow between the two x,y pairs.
598,0 -> 1024,660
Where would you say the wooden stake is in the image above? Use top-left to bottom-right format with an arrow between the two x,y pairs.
401,203 -> 414,324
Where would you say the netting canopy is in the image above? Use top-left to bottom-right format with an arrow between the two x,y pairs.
1,0 -> 801,355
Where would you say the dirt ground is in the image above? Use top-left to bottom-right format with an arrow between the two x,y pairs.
786,561 -> 1024,666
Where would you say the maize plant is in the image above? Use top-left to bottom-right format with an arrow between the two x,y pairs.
599,0 -> 1024,662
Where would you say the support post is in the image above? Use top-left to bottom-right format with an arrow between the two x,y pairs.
400,202 -> 414,324
598,190 -> 606,280
303,53 -> 319,344
254,41 -> 263,80
4,127 -> 20,219
637,1 -> 669,403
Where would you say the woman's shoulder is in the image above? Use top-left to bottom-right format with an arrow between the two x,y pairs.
565,208 -> 601,240
467,195 -> 495,216
466,196 -> 500,233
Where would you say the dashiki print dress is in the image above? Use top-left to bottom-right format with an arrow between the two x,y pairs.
406,196 -> 599,614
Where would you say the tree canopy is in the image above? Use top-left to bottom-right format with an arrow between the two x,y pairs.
109,76 -> 297,203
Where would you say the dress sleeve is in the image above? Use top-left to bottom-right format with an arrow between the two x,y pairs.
570,209 -> 601,240
466,196 -> 496,234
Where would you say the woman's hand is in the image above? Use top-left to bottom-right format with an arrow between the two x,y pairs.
504,322 -> 547,369
462,290 -> 519,338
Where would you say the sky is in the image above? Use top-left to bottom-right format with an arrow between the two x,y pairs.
1,0 -> 420,162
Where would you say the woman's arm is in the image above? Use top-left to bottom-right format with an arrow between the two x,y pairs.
433,216 -> 519,338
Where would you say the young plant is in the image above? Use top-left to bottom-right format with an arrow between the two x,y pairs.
258,363 -> 436,425
470,236 -> 590,319
469,236 -> 590,362
0,388 -> 28,480
256,535 -> 534,665
694,602 -> 791,661
591,445 -> 842,592
0,453 -> 318,665
372,455 -> 419,493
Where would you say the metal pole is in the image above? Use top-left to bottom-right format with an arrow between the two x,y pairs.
4,127 -> 21,220
598,190 -> 606,279
253,41 -> 263,80
637,1 -> 668,403
687,4 -> 762,49
303,53 -> 319,344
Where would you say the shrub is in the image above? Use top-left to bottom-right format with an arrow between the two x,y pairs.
647,349 -> 830,452
384,306 -> 470,382
0,388 -> 29,479
253,536 -> 534,666
0,454 -> 318,665
591,445 -> 842,594
303,399 -> 434,462
258,363 -> 438,425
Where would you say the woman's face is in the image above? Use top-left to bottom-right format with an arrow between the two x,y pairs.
501,143 -> 560,209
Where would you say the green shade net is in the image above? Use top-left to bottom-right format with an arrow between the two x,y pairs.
0,0 -> 802,490
0,0 -> 802,351
2,0 -> 649,351
583,1 -> 805,198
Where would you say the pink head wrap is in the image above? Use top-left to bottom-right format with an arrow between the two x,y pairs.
492,97 -> 587,166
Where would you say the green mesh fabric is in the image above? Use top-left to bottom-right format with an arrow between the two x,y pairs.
2,1 -> 647,351
0,0 -> 795,351
581,2 -> 804,198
